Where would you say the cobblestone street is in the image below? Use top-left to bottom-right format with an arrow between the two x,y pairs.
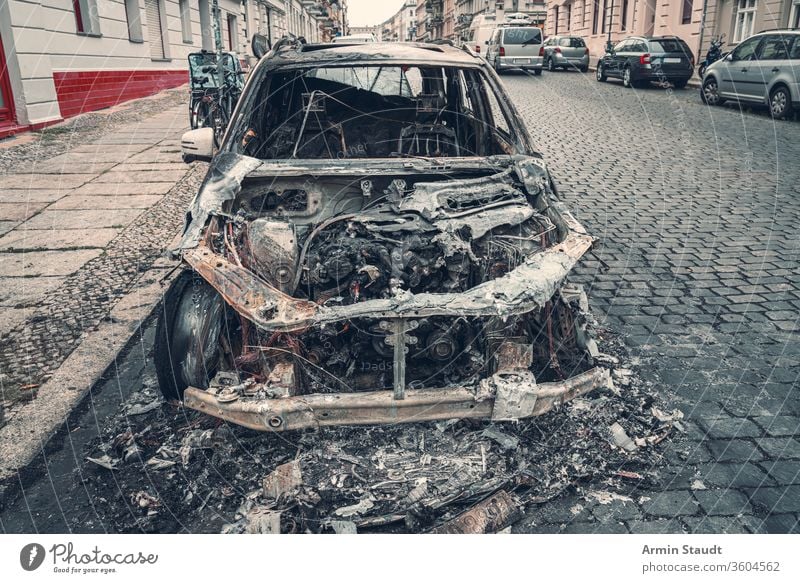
501,71 -> 799,533
0,71 -> 797,535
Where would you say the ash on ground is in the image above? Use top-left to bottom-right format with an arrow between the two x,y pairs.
78,328 -> 682,534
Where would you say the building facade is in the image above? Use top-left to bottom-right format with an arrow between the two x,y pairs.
380,1 -> 417,41
0,0 -> 343,137
349,24 -> 381,39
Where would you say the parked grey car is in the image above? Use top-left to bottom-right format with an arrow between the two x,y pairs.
542,35 -> 590,72
596,36 -> 694,88
485,26 -> 544,75
701,29 -> 799,119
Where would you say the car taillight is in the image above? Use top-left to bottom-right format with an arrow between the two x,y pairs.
640,53 -> 651,65
554,47 -> 562,54
539,46 -> 544,56
499,46 -> 505,57
475,45 -> 480,53
585,48 -> 590,56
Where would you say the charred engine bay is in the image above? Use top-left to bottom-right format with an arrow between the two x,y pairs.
56,330 -> 681,534
206,166 -> 591,393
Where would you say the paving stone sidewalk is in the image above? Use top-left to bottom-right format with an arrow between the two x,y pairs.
0,90 -> 202,416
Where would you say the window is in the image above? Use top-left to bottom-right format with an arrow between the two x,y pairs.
566,4 -> 571,30
240,66 -> 514,160
123,0 -> 143,41
227,14 -> 238,51
757,35 -> 790,59
790,36 -> 800,59
554,6 -> 559,35
681,0 -> 693,24
601,0 -> 608,34
733,0 -> 757,42
179,0 -> 192,43
502,28 -> 542,45
73,0 -> 84,33
592,0 -> 600,34
621,0 -> 628,30
199,0 -> 212,50
731,34 -> 761,60
145,0 -> 167,60
73,0 -> 101,35
790,0 -> 800,28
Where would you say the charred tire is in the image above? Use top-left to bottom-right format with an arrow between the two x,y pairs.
580,65 -> 589,73
547,57 -> 556,72
596,64 -> 607,82
769,85 -> 793,120
701,76 -> 724,106
154,270 -> 225,401
673,79 -> 688,89
533,68 -> 542,76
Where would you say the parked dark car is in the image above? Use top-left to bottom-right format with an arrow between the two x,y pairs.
167,39 -> 608,432
596,36 -> 694,88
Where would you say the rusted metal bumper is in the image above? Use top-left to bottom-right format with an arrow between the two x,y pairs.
183,367 -> 612,431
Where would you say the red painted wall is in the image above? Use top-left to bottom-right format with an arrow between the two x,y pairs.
52,69 -> 187,119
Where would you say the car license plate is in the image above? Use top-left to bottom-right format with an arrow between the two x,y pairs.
514,58 -> 530,64
664,58 -> 681,63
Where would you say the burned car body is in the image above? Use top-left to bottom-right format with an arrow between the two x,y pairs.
159,40 -> 610,431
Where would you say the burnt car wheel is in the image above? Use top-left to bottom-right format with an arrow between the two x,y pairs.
154,271 -> 226,401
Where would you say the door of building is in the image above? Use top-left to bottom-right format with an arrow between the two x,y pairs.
0,32 -> 16,126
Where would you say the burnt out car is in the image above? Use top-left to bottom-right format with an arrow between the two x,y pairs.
161,39 -> 610,432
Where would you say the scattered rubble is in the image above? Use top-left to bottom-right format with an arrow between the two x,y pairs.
68,331 -> 681,533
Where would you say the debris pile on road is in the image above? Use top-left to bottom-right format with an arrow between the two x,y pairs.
76,331 -> 681,534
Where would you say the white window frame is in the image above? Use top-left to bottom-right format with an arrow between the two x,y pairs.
733,0 -> 757,43
124,0 -> 143,42
790,0 -> 800,28
76,0 -> 102,36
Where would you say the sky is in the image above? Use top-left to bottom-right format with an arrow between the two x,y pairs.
347,0 -> 407,27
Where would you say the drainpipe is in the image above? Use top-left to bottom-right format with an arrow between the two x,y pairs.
697,0 -> 709,67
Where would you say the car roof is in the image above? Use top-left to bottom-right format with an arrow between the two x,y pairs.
263,41 -> 482,68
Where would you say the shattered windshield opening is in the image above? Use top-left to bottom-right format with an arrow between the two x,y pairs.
234,65 -> 516,160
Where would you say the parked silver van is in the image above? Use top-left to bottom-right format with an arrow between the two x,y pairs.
485,26 -> 544,75
701,29 -> 800,119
